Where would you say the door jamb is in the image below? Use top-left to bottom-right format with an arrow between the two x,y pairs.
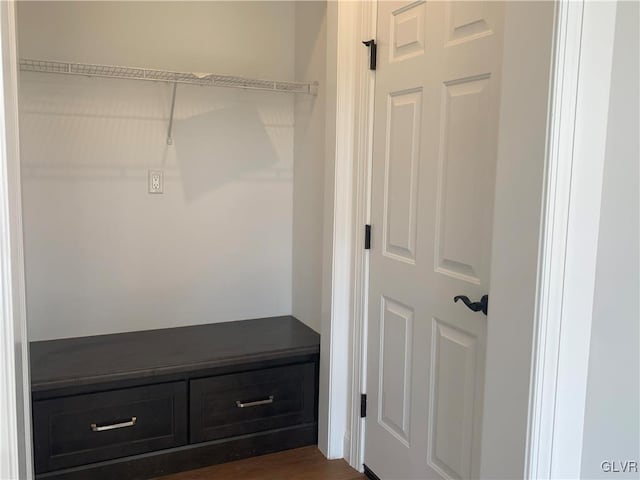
525,1 -> 618,478
320,0 -> 364,460
345,0 -> 376,471
321,0 -> 376,464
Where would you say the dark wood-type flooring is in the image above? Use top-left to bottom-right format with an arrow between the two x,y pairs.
154,446 -> 364,480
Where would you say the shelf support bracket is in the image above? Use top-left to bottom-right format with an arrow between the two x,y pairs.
167,82 -> 177,145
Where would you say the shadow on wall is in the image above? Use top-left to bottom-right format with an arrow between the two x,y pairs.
174,105 -> 279,201
18,74 -> 295,340
18,74 -> 288,201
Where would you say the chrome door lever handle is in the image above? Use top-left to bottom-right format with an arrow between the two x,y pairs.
454,295 -> 488,315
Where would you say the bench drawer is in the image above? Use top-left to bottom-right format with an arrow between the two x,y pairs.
190,363 -> 316,443
33,382 -> 187,473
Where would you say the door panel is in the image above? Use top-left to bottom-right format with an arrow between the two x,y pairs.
435,75 -> 491,284
379,296 -> 414,445
384,88 -> 422,263
390,2 -> 427,62
427,319 -> 478,479
365,1 -> 504,478
445,2 -> 493,46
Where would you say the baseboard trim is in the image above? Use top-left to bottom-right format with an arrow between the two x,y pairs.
37,423 -> 318,480
363,463 -> 381,480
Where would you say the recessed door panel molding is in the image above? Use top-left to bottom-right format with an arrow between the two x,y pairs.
390,1 -> 426,63
445,2 -> 493,47
383,88 -> 423,264
428,318 -> 478,480
435,74 -> 491,285
378,296 -> 414,446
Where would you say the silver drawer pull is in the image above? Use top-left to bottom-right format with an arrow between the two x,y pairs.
90,416 -> 137,432
235,395 -> 274,408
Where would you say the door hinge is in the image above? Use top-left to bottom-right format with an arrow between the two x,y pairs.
360,393 -> 367,418
364,224 -> 371,250
362,39 -> 377,71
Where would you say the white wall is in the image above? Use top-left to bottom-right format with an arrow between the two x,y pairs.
17,2 -> 297,341
581,2 -> 640,477
292,1 -> 326,333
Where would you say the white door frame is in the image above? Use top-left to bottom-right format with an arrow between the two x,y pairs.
0,1 -> 33,479
318,0 -> 376,463
525,1 -> 618,478
344,0 -> 376,468
329,0 -> 620,476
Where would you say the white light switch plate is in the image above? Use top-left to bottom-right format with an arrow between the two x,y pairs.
148,170 -> 163,194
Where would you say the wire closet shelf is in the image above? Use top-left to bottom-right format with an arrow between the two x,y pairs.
19,58 -> 318,95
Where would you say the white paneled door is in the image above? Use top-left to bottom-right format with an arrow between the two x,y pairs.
365,1 -> 504,478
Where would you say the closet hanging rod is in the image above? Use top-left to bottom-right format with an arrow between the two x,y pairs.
19,58 -> 318,95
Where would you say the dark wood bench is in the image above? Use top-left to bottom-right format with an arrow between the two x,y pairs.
30,316 -> 320,480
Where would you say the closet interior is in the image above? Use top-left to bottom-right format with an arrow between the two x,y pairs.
17,2 -> 329,479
